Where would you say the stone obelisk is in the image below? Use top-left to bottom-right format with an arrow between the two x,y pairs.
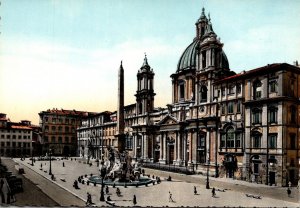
116,61 -> 125,151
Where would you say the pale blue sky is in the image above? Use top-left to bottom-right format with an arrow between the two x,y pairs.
1,0 -> 300,124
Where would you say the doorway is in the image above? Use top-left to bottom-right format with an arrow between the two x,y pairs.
168,145 -> 174,164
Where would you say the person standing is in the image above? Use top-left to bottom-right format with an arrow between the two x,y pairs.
169,191 -> 173,202
194,186 -> 197,195
133,195 -> 137,206
212,187 -> 216,197
106,186 -> 109,194
287,188 -> 291,197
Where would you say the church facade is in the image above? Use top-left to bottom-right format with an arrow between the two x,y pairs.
77,8 -> 300,187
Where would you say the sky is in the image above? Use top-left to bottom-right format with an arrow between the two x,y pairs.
1,0 -> 300,125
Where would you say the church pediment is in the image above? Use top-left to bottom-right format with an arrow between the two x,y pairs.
158,115 -> 179,125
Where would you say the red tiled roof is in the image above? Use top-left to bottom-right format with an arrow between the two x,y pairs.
11,125 -> 32,130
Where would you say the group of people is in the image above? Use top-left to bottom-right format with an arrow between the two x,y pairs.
86,186 -> 137,206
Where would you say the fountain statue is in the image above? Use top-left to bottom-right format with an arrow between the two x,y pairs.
88,146 -> 153,187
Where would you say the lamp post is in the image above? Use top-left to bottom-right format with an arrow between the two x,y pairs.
31,141 -> 34,166
49,149 -> 52,175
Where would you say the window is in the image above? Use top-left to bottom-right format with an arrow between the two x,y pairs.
290,106 -> 296,123
236,84 -> 241,94
221,87 -> 225,97
236,133 -> 241,148
51,126 -> 56,132
65,119 -> 69,124
45,126 -> 49,132
226,128 -> 235,148
252,108 -> 261,124
228,85 -> 234,95
237,100 -> 241,113
200,86 -> 207,102
221,134 -> 226,148
253,80 -> 262,100
202,50 -> 206,68
58,126 -> 62,132
268,134 -> 277,149
65,126 -> 69,133
221,104 -> 225,115
45,117 -> 48,122
71,127 -> 75,133
252,132 -> 261,148
197,134 -> 205,149
269,80 -> 277,93
12,135 -> 16,139
125,135 -> 133,149
290,134 -> 296,149
52,118 -> 56,124
51,136 -> 55,143
228,102 -> 234,114
65,137 -> 69,143
179,82 -> 185,100
268,107 -> 277,124
58,137 -> 62,143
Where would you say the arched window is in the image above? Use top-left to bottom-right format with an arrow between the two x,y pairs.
253,80 -> 262,100
200,85 -> 207,102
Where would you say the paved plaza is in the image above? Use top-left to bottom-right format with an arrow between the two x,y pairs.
9,158 -> 300,207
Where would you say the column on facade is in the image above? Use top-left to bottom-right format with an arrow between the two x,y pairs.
183,131 -> 187,164
159,133 -> 163,162
173,131 -> 177,163
141,133 -> 144,159
133,133 -> 137,159
188,130 -> 193,165
163,132 -> 167,162
177,131 -> 182,165
206,130 -> 211,165
144,134 -> 148,161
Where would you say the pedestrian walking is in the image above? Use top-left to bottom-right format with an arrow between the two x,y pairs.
107,196 -> 111,201
212,187 -> 216,197
116,187 -> 121,196
106,186 -> 109,194
133,195 -> 137,206
169,191 -> 174,202
63,162 -> 65,167
287,188 -> 291,197
194,186 -> 197,195
86,192 -> 92,205
40,163 -> 42,169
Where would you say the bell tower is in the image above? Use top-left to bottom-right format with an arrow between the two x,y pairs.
135,54 -> 156,115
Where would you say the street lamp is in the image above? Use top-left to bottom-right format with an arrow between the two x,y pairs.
31,141 -> 34,166
49,149 -> 52,175
100,161 -> 106,201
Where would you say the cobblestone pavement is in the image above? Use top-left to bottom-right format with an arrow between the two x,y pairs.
14,157 -> 299,207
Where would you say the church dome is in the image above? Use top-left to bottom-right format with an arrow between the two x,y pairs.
177,39 -> 200,72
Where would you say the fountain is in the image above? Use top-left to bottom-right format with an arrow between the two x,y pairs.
88,146 -> 154,187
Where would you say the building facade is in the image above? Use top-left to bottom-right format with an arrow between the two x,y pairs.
0,113 -> 34,157
77,8 -> 300,186
39,108 -> 95,156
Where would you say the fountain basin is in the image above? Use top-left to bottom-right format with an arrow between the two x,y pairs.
88,175 -> 154,187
